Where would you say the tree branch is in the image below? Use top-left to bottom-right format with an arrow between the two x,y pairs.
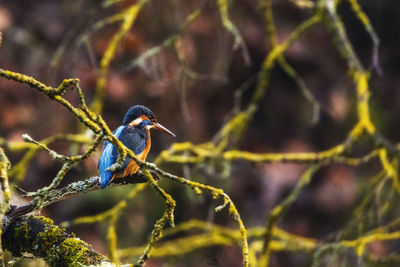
2,216 -> 106,266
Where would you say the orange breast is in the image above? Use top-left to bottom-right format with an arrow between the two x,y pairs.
112,129 -> 151,180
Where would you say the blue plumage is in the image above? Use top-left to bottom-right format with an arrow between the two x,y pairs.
98,125 -> 149,188
98,126 -> 125,189
98,105 -> 175,189
123,105 -> 155,125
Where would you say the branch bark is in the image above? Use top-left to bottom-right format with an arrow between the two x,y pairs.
2,215 -> 106,266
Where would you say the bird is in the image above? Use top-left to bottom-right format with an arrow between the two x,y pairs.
98,105 -> 175,189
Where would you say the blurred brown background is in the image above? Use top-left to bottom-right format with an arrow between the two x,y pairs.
1,0 -> 400,266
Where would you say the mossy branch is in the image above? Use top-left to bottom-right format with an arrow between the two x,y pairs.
2,216 -> 106,266
92,0 -> 149,114
128,7 -> 203,71
346,0 -> 382,74
1,134 -> 92,183
262,0 -> 321,123
0,0 -> 395,266
0,148 -> 11,266
211,12 -> 322,152
258,164 -> 321,267
118,219 -> 317,261
0,68 -> 249,266
217,0 -> 250,65
5,173 -> 152,222
61,183 -> 147,227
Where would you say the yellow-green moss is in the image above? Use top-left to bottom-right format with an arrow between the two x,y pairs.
2,216 -> 104,266
36,215 -> 55,226
34,218 -> 103,266
35,225 -> 64,252
32,220 -> 66,266
58,237 -> 103,266
15,222 -> 30,240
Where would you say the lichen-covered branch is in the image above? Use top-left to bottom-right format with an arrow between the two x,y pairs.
118,219 -> 317,261
258,164 -> 321,267
262,0 -> 321,123
61,183 -> 147,227
346,0 -> 381,74
217,0 -> 250,65
0,0 -> 398,266
0,67 -> 249,266
0,148 -> 11,266
128,7 -> 203,70
0,133 -> 92,182
134,170 -> 176,266
92,0 -> 149,114
2,216 -> 106,266
212,12 -> 321,152
6,173 -> 152,222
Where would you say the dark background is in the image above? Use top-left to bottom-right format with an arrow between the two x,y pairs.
1,0 -> 400,266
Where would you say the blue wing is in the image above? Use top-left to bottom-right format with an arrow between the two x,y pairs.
98,126 -> 148,188
98,126 -> 128,188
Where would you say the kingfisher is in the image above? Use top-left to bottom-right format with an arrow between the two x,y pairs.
98,105 -> 175,189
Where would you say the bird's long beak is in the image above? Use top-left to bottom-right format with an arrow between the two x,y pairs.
153,122 -> 176,137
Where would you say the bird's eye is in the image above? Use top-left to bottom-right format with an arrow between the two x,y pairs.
137,120 -> 151,129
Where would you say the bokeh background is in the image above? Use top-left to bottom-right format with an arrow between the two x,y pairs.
1,0 -> 400,266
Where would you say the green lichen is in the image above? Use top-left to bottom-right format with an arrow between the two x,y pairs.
58,238 -> 103,266
33,221 -> 66,265
35,225 -> 63,249
32,217 -> 103,266
15,222 -> 30,240
36,215 -> 55,226
32,218 -> 101,266
3,216 -> 104,266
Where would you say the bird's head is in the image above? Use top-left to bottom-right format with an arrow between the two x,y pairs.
122,105 -> 175,137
